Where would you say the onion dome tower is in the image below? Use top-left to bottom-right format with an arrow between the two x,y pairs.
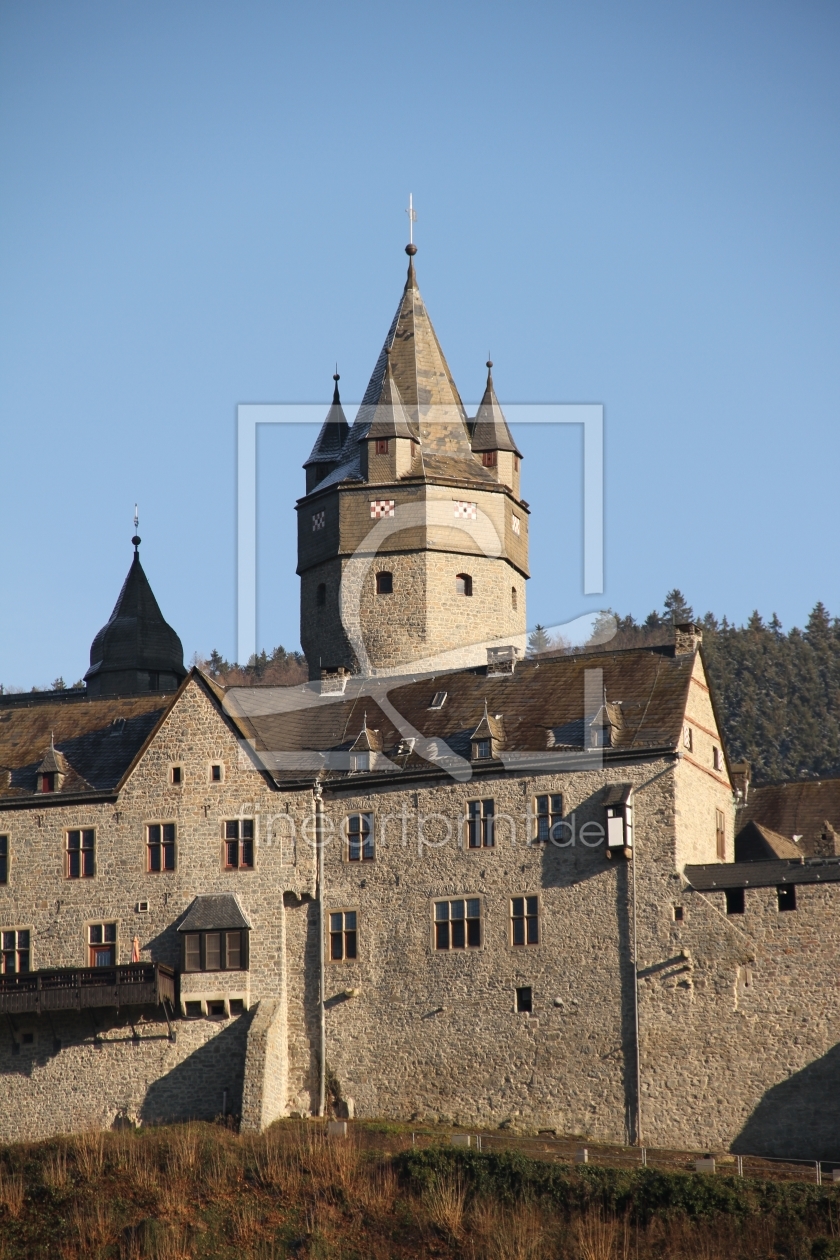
84,534 -> 186,696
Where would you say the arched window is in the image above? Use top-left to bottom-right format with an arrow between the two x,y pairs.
456,573 -> 473,597
511,586 -> 518,610
376,571 -> 393,595
316,583 -> 326,607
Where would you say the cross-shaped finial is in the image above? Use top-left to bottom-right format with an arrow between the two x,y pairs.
405,193 -> 417,245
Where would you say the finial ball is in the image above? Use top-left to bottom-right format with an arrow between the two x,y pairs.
486,360 -> 493,370
131,535 -> 141,549
333,372 -> 340,382
405,243 -> 417,256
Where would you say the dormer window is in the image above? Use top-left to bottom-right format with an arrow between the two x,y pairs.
351,751 -> 370,773
376,439 -> 389,455
456,573 -> 473,597
40,773 -> 55,794
474,738 -> 491,760
481,450 -> 497,468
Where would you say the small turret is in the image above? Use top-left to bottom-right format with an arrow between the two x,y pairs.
470,361 -> 522,496
303,373 -> 350,493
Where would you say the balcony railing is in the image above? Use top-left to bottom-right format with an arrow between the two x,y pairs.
0,963 -> 176,1016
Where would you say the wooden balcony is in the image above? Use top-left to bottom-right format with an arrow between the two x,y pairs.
0,963 -> 176,1016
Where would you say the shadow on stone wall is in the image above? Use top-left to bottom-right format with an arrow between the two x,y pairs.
140,1013 -> 253,1125
732,1043 -> 840,1161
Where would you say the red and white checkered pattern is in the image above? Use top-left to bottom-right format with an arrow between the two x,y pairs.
370,500 -> 395,519
453,500 -> 477,520
511,514 -> 521,536
312,511 -> 326,531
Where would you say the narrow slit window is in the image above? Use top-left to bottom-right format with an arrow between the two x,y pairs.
0,836 -> 8,885
171,765 -> 182,785
316,582 -> 326,607
511,586 -> 518,610
715,808 -> 726,860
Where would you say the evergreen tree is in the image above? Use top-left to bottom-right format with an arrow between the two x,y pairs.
527,625 -> 551,655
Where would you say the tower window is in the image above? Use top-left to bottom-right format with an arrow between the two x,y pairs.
481,450 -> 497,468
715,808 -> 726,859
725,888 -> 745,915
456,573 -> 473,597
376,571 -> 393,595
514,455 -> 520,472
511,586 -> 518,610
376,439 -> 389,455
316,582 -> 326,607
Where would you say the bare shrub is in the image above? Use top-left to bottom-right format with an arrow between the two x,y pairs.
0,1168 -> 25,1219
166,1124 -> 201,1178
230,1199 -> 262,1246
42,1146 -> 70,1190
148,1224 -> 195,1260
72,1128 -> 105,1179
573,1208 -> 630,1260
355,1161 -> 398,1215
424,1171 -> 467,1239
296,1126 -> 361,1198
71,1196 -> 117,1252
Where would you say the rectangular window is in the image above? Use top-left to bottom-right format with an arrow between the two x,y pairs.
673,905 -> 685,922
0,836 -> 7,885
467,800 -> 495,849
376,439 -> 389,455
434,898 -> 482,950
66,829 -> 95,879
474,738 -> 491,760
515,986 -> 532,1013
683,725 -> 693,751
183,930 -> 246,972
88,922 -> 116,967
1,929 -> 30,974
713,747 -> 722,772
481,450 -> 497,468
725,888 -> 745,915
224,819 -> 254,869
171,766 -> 182,785
210,764 -> 223,782
329,910 -> 357,961
347,814 -> 374,862
147,823 -> 176,872
511,896 -> 539,946
777,885 -> 797,912
534,795 -> 563,843
715,808 -> 726,860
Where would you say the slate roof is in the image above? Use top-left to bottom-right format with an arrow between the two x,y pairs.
735,820 -> 802,862
470,363 -> 522,457
685,857 -> 840,891
85,542 -> 186,688
222,644 -> 696,786
177,894 -> 251,933
303,376 -> 350,467
738,778 -> 840,857
0,690 -> 172,802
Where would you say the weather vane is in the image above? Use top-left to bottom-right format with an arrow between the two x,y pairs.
133,504 -> 139,532
405,193 -> 417,245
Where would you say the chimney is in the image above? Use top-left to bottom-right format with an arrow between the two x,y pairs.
486,645 -> 522,677
730,761 -> 751,804
674,622 -> 703,656
320,666 -> 349,695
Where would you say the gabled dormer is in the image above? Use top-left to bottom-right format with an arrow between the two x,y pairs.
36,737 -> 67,793
348,715 -> 383,773
470,361 -> 522,498
470,702 -> 505,762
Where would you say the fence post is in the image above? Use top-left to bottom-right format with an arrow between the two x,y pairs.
816,1161 -> 822,1186
736,1155 -> 743,1178
641,1148 -> 647,1167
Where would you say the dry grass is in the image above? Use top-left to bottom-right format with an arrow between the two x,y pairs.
71,1196 -> 117,1253
573,1209 -> 631,1260
41,1147 -> 69,1190
72,1128 -> 105,1179
0,1170 -> 24,1220
470,1200 -> 548,1260
425,1171 -> 467,1238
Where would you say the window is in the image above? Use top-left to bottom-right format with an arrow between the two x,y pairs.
41,772 -> 55,793
474,738 -> 491,761
0,836 -> 7,885
467,800 -> 494,848
511,586 -> 518,610
147,823 -> 176,872
429,690 -> 447,710
210,764 -> 223,783
683,725 -> 693,751
376,571 -> 393,595
673,905 -> 685,922
207,1000 -> 226,1018
514,455 -> 520,472
1,929 -> 30,974
725,888 -> 745,915
182,930 -> 246,972
456,573 -> 473,596
778,885 -> 797,912
715,809 -> 726,860
351,751 -> 370,773
230,999 -> 245,1015
316,582 -> 326,607
481,450 -> 497,468
515,986 -> 532,1013
511,896 -> 539,946
88,923 -> 116,967
713,747 -> 722,772
66,829 -> 95,879
329,910 -> 357,961
534,794 -> 563,843
184,1000 -> 202,1018
224,819 -> 254,870
376,439 -> 389,455
171,765 -> 182,785
434,898 -> 481,950
347,814 -> 374,862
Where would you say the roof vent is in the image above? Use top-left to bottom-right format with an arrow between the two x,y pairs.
486,645 -> 522,676
320,666 -> 349,695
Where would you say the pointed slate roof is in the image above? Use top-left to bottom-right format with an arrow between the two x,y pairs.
366,350 -> 417,442
304,374 -> 350,468
84,538 -> 186,692
470,362 -> 522,457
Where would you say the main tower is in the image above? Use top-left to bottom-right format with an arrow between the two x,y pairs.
297,243 -> 528,680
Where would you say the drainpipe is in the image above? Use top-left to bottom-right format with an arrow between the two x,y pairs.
314,781 -> 326,1118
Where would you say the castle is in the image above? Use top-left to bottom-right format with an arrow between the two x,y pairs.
2,241 -> 840,1159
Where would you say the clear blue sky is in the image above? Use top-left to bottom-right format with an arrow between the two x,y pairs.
1,0 -> 838,688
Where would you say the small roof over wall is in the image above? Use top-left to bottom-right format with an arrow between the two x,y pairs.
177,895 -> 251,933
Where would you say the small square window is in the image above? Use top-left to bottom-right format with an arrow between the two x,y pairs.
229,998 -> 245,1015
375,571 -> 393,595
184,1000 -> 203,1018
210,764 -> 223,783
21,1031 -> 34,1046
329,910 -> 357,961
725,888 -> 745,915
376,439 -> 389,455
673,905 -> 685,922
515,986 -> 533,1014
777,885 -> 797,912
207,1000 -> 227,1018
171,766 -> 182,785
